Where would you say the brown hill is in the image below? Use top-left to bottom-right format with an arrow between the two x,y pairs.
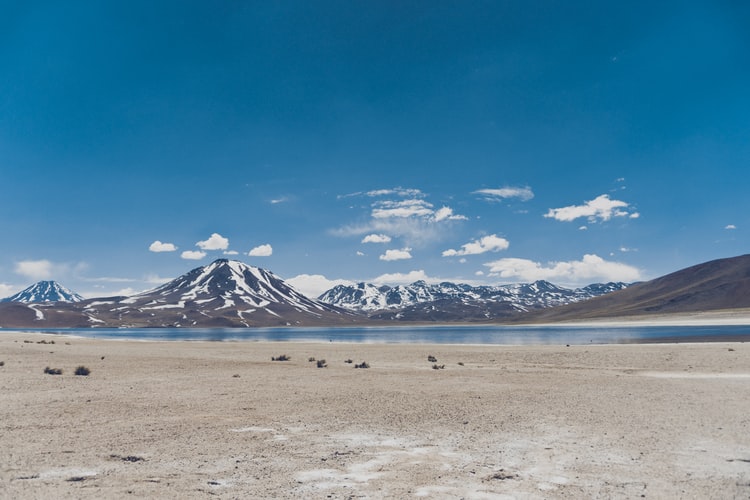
522,254 -> 750,322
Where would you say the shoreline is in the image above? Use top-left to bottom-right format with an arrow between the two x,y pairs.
3,314 -> 750,346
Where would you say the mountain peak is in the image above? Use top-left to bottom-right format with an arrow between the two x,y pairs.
1,281 -> 84,303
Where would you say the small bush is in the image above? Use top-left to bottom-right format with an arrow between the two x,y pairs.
427,355 -> 437,362
354,361 -> 369,369
344,359 -> 353,364
308,357 -> 316,362
432,364 -> 445,370
74,366 -> 91,376
316,359 -> 327,368
457,361 -> 464,366
111,454 -> 145,462
271,355 -> 290,361
0,361 -> 4,367
44,366 -> 63,375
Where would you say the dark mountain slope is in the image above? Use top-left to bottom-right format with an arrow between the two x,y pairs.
524,254 -> 750,322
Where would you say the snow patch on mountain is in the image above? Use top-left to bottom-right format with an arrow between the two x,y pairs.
318,280 -> 630,312
1,281 -> 84,303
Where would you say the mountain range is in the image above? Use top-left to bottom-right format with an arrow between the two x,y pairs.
318,280 -> 629,321
0,260 -> 358,328
1,254 -> 749,328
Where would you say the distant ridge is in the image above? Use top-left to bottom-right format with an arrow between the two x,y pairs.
525,254 -> 750,322
1,281 -> 84,303
318,279 -> 629,320
2,255 -> 750,328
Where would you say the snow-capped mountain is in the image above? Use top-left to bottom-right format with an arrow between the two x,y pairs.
319,279 -> 630,316
80,259 -> 356,327
1,281 -> 84,303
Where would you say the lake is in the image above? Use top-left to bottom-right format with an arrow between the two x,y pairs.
4,324 -> 750,344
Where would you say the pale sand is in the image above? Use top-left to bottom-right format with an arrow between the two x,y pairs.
2,333 -> 750,499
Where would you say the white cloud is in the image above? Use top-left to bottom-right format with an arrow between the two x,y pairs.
578,226 -> 588,231
379,248 -> 413,261
148,240 -> 177,252
334,189 -> 466,246
144,274 -> 171,285
0,283 -> 18,297
15,260 -> 54,280
362,234 -> 392,244
371,270 -> 432,285
286,274 -> 354,298
474,271 -> 484,276
545,194 -> 636,222
196,233 -> 229,250
181,250 -> 207,260
371,199 -> 466,222
434,206 -> 468,222
80,276 -> 136,283
484,254 -> 641,284
270,196 -> 289,204
248,244 -> 273,257
372,199 -> 434,219
474,186 -> 534,202
726,224 -> 737,230
366,187 -> 423,198
223,250 -> 239,255
339,187 -> 424,199
356,251 -> 365,256
443,234 -> 510,257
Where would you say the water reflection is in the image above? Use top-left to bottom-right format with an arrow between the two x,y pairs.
4,324 -> 750,344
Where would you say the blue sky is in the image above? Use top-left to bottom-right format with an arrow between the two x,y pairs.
2,1 -> 749,298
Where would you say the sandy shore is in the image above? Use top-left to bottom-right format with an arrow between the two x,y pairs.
2,332 -> 750,499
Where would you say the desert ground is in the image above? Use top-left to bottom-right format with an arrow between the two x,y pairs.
2,331 -> 750,499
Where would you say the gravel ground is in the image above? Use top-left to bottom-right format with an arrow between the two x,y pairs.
2,332 -> 749,499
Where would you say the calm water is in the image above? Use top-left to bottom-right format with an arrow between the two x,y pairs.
4,324 -> 750,344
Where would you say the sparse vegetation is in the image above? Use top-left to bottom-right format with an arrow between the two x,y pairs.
457,361 -> 464,366
316,359 -> 327,368
74,366 -> 91,376
44,366 -> 63,375
344,359 -> 353,364
432,364 -> 445,370
271,355 -> 290,361
0,361 -> 4,367
427,355 -> 437,362
111,454 -> 145,462
308,357 -> 316,362
354,361 -> 369,369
